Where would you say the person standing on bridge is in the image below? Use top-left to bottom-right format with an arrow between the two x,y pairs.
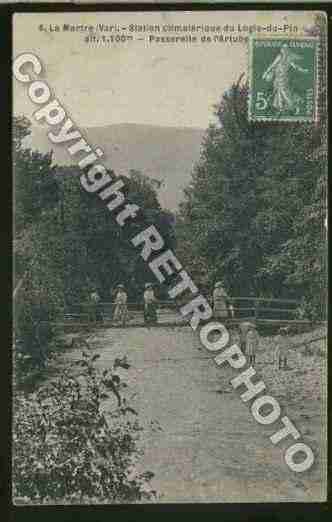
113,284 -> 128,326
143,283 -> 157,325
246,324 -> 259,366
213,281 -> 230,319
90,288 -> 102,323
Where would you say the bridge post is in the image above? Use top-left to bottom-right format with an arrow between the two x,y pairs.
254,299 -> 259,321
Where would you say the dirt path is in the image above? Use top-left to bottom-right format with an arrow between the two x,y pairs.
56,326 -> 326,503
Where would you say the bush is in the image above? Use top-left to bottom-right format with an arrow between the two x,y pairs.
13,351 -> 156,504
15,298 -> 55,367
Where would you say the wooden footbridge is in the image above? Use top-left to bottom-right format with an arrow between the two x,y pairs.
49,296 -> 324,333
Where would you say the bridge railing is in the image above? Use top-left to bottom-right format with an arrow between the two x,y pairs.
227,297 -> 300,321
27,296 -> 311,331
59,296 -> 302,325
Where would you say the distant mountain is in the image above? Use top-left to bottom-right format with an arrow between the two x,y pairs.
24,123 -> 205,210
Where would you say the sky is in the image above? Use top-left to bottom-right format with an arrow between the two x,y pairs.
13,11 -> 318,130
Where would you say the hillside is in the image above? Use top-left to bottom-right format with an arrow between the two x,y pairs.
24,123 -> 205,210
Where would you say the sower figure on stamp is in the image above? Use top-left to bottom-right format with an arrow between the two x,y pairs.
113,284 -> 128,326
143,283 -> 157,325
274,326 -> 289,370
262,42 -> 309,114
213,281 -> 230,320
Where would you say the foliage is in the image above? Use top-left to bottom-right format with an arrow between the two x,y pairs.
14,117 -> 64,362
13,350 -> 156,504
59,165 -> 175,305
13,115 -> 175,364
14,116 -> 59,233
178,81 -> 327,318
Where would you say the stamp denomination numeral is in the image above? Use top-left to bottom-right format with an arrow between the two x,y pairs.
255,92 -> 268,111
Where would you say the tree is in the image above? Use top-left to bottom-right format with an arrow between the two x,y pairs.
14,117 -> 59,234
14,113 -> 176,359
178,79 -> 327,318
71,167 -> 175,304
14,116 -> 63,362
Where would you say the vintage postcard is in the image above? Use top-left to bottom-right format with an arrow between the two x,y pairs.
13,10 -> 328,504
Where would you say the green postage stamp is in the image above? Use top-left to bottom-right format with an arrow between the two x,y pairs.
249,37 -> 319,122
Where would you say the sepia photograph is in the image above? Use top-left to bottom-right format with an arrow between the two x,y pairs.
13,9 -> 327,504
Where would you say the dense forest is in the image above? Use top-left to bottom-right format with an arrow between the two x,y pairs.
175,14 -> 327,321
14,115 -> 175,361
176,81 -> 327,320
